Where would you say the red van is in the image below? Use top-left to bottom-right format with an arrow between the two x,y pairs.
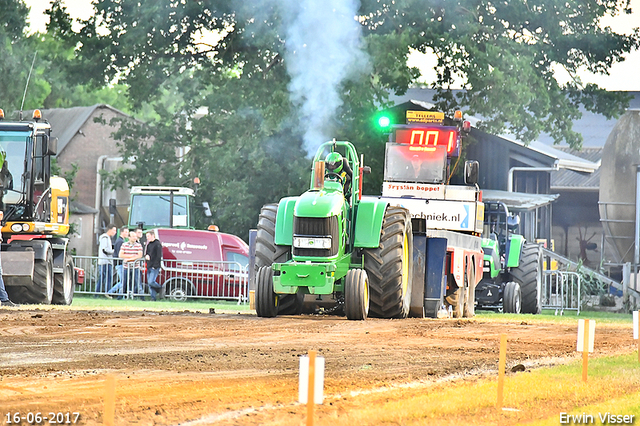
152,228 -> 249,301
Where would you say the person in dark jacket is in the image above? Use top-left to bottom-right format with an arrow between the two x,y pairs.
144,230 -> 163,301
0,210 -> 19,307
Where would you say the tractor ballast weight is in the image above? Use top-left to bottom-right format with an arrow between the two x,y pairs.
254,140 -> 414,320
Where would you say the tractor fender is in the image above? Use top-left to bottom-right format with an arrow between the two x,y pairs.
506,234 -> 525,268
274,197 -> 298,246
353,199 -> 388,248
5,239 -> 52,261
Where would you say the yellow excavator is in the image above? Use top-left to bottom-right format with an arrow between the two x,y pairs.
0,108 -> 75,305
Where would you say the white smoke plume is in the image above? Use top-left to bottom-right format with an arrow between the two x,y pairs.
280,0 -> 368,154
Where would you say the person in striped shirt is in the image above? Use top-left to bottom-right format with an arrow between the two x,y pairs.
119,229 -> 143,297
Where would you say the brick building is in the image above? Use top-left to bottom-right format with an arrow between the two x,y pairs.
40,105 -> 132,256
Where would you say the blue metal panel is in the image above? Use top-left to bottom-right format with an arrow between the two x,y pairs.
424,237 -> 448,318
409,234 -> 427,318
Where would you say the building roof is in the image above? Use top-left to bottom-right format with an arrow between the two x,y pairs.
550,147 -> 603,190
70,200 -> 99,215
37,104 -> 131,156
482,189 -> 559,211
390,88 -> 640,147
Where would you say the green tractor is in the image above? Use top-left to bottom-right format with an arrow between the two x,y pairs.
475,201 -> 543,314
253,141 -> 413,320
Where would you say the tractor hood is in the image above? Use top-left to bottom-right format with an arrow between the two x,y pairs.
294,183 -> 345,218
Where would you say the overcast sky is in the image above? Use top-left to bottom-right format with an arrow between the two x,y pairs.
25,0 -> 640,91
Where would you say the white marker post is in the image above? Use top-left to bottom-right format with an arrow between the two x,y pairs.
633,311 -> 639,362
577,319 -> 596,382
299,350 -> 325,426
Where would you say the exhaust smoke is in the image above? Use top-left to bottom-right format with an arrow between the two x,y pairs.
281,0 -> 368,154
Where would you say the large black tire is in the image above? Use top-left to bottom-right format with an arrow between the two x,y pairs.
255,203 -> 303,315
256,266 -> 278,318
27,249 -> 54,304
510,243 -> 542,314
52,257 -> 74,305
344,269 -> 369,320
364,206 -> 413,319
503,281 -> 521,313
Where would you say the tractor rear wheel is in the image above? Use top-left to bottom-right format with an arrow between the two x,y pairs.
364,206 -> 413,319
255,204 -> 303,315
510,243 -> 542,314
52,257 -> 74,305
344,269 -> 369,320
256,266 -> 278,318
26,249 -> 54,304
503,281 -> 521,313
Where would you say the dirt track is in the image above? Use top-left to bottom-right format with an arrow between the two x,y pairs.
0,307 -> 635,425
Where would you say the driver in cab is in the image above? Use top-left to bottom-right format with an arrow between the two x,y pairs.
325,152 -> 353,199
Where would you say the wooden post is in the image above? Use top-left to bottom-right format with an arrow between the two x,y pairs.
497,334 -> 507,409
307,350 -> 317,426
634,311 -> 639,363
104,375 -> 115,426
582,320 -> 589,382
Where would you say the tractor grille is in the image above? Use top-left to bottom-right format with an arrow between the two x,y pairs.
293,216 -> 340,257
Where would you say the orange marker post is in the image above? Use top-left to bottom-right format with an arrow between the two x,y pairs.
582,321 -> 589,382
634,311 -> 639,362
307,350 -> 317,426
577,319 -> 595,383
497,334 -> 507,410
104,375 -> 115,426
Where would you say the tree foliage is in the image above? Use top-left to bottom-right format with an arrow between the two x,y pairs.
46,0 -> 639,237
0,0 -> 131,115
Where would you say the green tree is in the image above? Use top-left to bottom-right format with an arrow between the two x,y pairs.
54,0 -> 639,237
359,0 -> 639,147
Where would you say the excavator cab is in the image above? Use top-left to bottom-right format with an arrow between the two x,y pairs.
0,109 -> 74,305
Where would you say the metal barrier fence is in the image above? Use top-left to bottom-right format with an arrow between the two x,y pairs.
542,270 -> 581,315
73,256 -> 249,304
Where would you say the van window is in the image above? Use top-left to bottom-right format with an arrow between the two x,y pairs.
225,251 -> 248,269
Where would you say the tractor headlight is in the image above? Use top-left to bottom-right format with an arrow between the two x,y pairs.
293,236 -> 332,249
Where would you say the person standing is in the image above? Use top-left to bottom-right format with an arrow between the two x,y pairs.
96,224 -> 116,295
113,227 -> 129,285
144,230 -> 163,301
119,229 -> 143,297
0,210 -> 19,307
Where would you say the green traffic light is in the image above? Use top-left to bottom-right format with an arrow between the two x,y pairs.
378,115 -> 391,128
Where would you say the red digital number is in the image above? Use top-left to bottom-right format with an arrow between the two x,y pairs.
396,128 -> 458,154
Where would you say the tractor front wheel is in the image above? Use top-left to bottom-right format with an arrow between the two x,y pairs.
344,269 -> 369,320
255,203 -> 303,315
503,281 -> 521,314
256,266 -> 278,318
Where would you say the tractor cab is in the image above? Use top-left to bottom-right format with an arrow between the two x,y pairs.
483,201 -> 521,264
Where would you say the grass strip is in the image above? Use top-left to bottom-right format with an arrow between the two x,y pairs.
324,352 -> 640,425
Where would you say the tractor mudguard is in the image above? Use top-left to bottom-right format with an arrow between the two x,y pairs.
506,234 -> 525,268
274,197 -> 298,246
481,238 -> 501,279
353,198 -> 387,248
